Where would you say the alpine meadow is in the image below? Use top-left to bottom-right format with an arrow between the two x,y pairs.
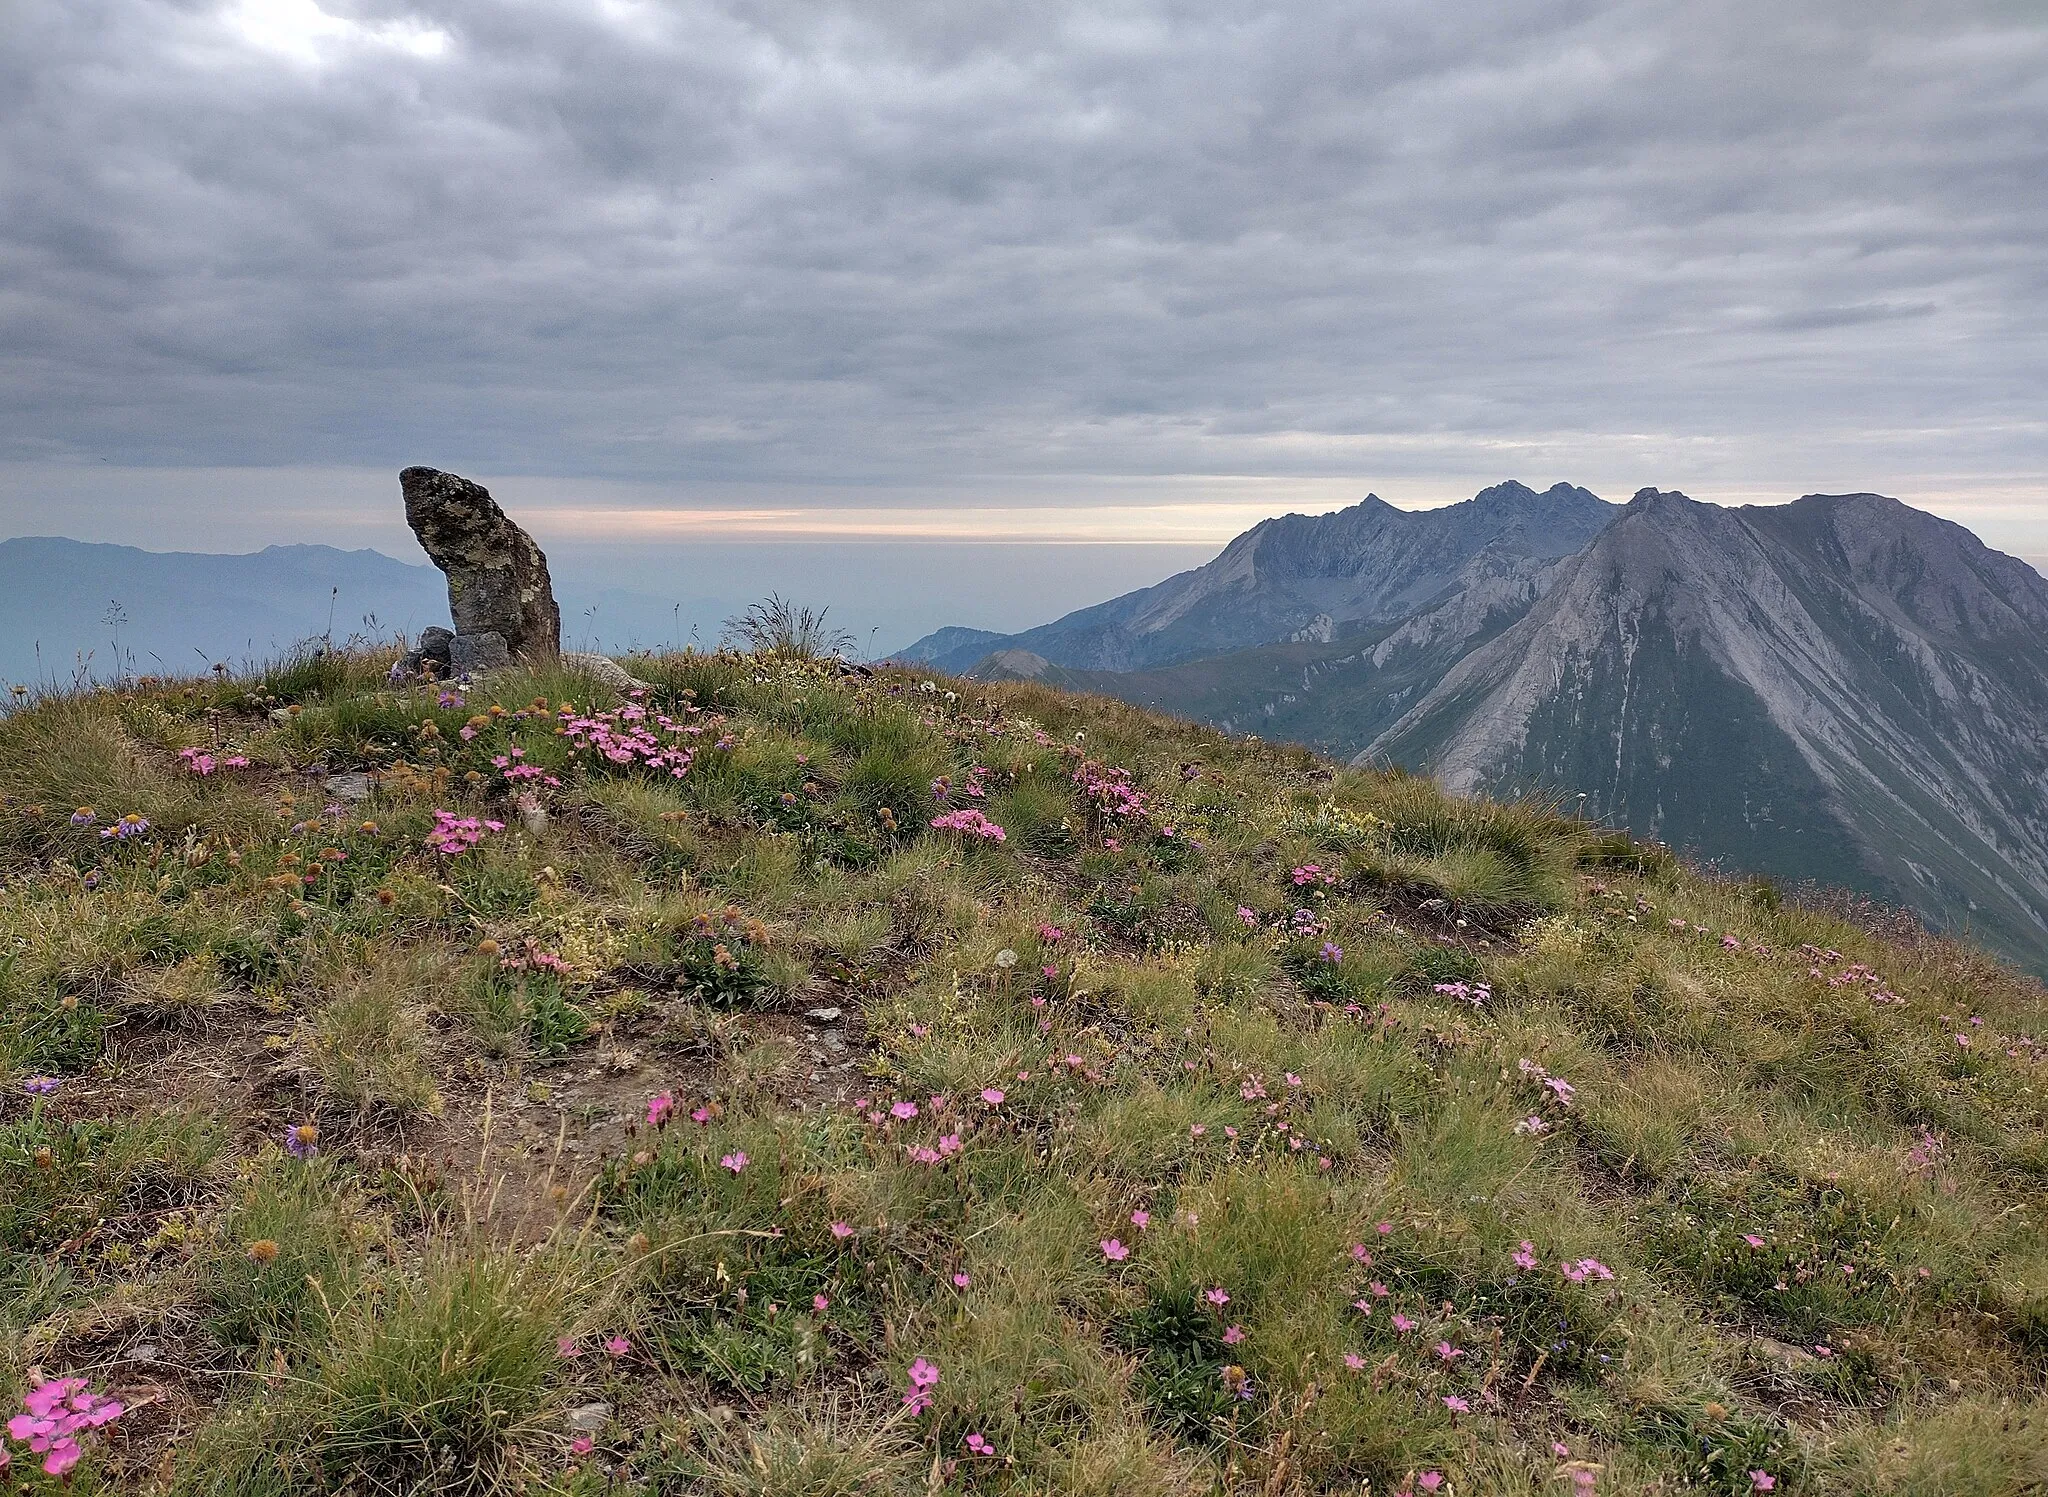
0,634 -> 2044,1492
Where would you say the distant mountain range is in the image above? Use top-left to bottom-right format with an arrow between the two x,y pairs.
897,483 -> 2048,973
0,537 -> 730,686
903,481 -> 1615,673
0,538 -> 448,684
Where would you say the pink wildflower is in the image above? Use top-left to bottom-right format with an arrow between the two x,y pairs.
929,808 -> 1006,841
903,1356 -> 940,1414
1204,1287 -> 1230,1306
1442,1395 -> 1469,1413
1223,1324 -> 1245,1344
645,1092 -> 675,1127
1513,1241 -> 1539,1271
720,1151 -> 748,1173
1101,1239 -> 1130,1262
830,1221 -> 854,1238
980,1087 -> 1005,1105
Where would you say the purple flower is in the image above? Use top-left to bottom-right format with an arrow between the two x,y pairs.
22,1076 -> 59,1095
284,1122 -> 319,1159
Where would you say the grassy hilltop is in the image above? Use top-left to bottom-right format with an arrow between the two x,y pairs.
0,645 -> 2045,1495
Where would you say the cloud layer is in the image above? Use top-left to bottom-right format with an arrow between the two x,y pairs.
4,0 -> 2044,532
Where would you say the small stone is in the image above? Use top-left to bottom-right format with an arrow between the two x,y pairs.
563,651 -> 652,694
567,1402 -> 612,1433
449,630 -> 513,676
804,1007 -> 843,1024
393,626 -> 457,681
124,1344 -> 160,1363
323,772 -> 374,803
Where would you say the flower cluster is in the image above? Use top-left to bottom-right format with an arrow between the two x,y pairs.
1291,863 -> 1339,886
1517,1057 -> 1576,1107
99,812 -> 149,841
1288,907 -> 1329,939
1561,1257 -> 1615,1284
558,701 -> 702,778
1072,759 -> 1149,823
490,744 -> 562,788
5,1376 -> 124,1476
1432,980 -> 1492,1007
929,808 -> 1006,841
178,747 -> 250,776
426,809 -> 504,855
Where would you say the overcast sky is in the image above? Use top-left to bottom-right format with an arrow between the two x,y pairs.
3,0 -> 2045,586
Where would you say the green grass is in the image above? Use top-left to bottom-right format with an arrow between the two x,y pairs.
0,651 -> 2043,1492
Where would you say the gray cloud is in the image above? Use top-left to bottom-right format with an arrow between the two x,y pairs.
2,0 -> 2044,516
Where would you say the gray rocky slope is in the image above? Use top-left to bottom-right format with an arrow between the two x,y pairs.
1366,490 -> 2048,969
897,481 -> 1614,673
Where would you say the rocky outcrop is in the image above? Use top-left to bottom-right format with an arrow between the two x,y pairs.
399,467 -> 561,665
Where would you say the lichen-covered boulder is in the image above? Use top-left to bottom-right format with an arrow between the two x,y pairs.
400,467 -> 561,663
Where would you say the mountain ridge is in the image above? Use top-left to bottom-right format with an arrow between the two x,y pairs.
951,485 -> 2048,971
896,480 -> 1616,673
1364,489 -> 2048,969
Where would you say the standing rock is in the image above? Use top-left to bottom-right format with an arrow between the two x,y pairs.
400,467 -> 562,664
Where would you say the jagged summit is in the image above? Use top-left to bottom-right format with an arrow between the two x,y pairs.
895,480 -> 1615,674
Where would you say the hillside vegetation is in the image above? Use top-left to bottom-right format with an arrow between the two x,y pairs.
0,647 -> 2045,1495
